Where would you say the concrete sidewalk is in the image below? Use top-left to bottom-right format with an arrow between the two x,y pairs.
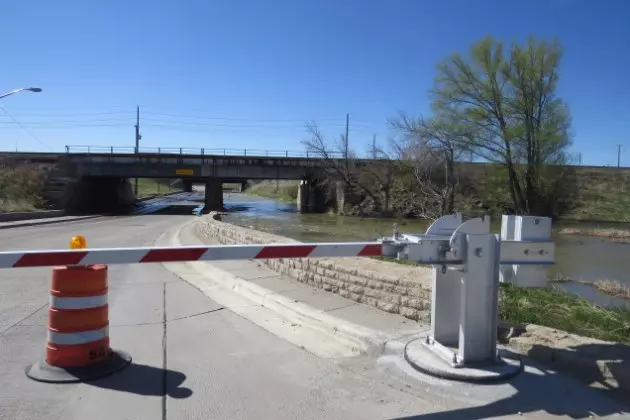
173,218 -> 426,356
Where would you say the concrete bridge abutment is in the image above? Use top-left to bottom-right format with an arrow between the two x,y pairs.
297,179 -> 326,213
63,177 -> 136,215
183,180 -> 194,193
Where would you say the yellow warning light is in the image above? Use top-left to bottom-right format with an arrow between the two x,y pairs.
69,235 -> 87,250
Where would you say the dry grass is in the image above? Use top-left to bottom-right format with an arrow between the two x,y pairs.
0,198 -> 40,212
559,227 -> 630,243
551,273 -> 630,301
595,279 -> 630,300
244,180 -> 299,202
565,168 -> 630,222
0,161 -> 48,213
134,178 -> 182,198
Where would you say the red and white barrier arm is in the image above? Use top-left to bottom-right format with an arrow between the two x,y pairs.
0,242 -> 383,269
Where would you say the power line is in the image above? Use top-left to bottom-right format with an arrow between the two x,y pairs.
141,111 -> 349,123
0,105 -> 51,150
0,123 -> 132,129
0,118 -> 136,124
1,111 -> 134,117
0,110 -> 388,130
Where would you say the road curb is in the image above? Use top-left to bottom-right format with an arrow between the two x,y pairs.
0,215 -> 104,230
167,219 -> 412,357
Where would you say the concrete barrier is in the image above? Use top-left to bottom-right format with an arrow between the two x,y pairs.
196,213 -> 434,321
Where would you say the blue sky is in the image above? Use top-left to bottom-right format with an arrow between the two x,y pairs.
1,0 -> 629,166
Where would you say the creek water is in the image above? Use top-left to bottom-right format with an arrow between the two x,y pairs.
217,193 -> 630,308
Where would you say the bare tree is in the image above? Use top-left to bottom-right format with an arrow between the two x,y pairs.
390,113 -> 468,219
302,122 -> 392,216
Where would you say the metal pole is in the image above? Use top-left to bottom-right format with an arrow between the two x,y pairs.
344,113 -> 349,159
134,106 -> 140,196
617,144 -> 622,168
371,134 -> 377,159
0,87 -> 42,100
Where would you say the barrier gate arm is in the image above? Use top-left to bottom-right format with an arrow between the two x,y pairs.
0,242 -> 383,269
0,234 -> 554,269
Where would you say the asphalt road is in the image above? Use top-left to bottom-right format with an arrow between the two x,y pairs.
0,210 -> 452,420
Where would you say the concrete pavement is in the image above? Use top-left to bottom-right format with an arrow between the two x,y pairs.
0,210 -> 446,420
1,210 -> 628,419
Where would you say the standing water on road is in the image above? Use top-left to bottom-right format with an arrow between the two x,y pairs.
222,193 -> 630,308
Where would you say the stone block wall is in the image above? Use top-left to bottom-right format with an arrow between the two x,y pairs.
196,213 -> 434,321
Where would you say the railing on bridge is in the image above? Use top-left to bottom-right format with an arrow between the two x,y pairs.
64,145 -> 345,159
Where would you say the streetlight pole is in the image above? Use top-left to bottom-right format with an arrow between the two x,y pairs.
0,87 -> 42,100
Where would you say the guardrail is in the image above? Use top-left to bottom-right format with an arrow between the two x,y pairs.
64,145 -> 345,159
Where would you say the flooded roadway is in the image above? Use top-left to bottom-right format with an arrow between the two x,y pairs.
162,191 -> 630,308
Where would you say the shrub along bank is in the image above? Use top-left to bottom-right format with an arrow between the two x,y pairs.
0,161 -> 49,212
244,165 -> 630,223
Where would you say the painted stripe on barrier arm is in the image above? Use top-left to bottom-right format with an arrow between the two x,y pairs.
0,243 -> 383,268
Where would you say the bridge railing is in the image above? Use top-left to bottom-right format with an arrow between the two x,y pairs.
64,145 -> 345,159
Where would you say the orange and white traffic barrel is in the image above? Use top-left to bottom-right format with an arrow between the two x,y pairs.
25,236 -> 131,383
47,264 -> 110,367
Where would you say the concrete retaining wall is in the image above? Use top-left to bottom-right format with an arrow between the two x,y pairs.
196,213 -> 434,321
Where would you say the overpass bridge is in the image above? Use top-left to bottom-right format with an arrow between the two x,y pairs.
0,145 -> 366,215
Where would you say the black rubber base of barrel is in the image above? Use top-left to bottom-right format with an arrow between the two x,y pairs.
25,349 -> 132,383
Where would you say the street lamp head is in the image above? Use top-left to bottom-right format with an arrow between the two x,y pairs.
27,87 -> 42,93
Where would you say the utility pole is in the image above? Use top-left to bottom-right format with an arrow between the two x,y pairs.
134,106 -> 141,195
617,144 -> 622,168
372,134 -> 377,159
344,113 -> 349,159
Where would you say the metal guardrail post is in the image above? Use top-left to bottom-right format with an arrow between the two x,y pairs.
500,215 -> 552,287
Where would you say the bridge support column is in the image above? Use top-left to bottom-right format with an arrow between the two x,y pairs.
204,177 -> 224,212
183,180 -> 193,193
297,179 -> 325,213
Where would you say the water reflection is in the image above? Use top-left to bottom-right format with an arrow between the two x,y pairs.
221,194 -> 630,308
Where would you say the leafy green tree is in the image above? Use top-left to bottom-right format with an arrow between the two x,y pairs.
432,36 -> 575,216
